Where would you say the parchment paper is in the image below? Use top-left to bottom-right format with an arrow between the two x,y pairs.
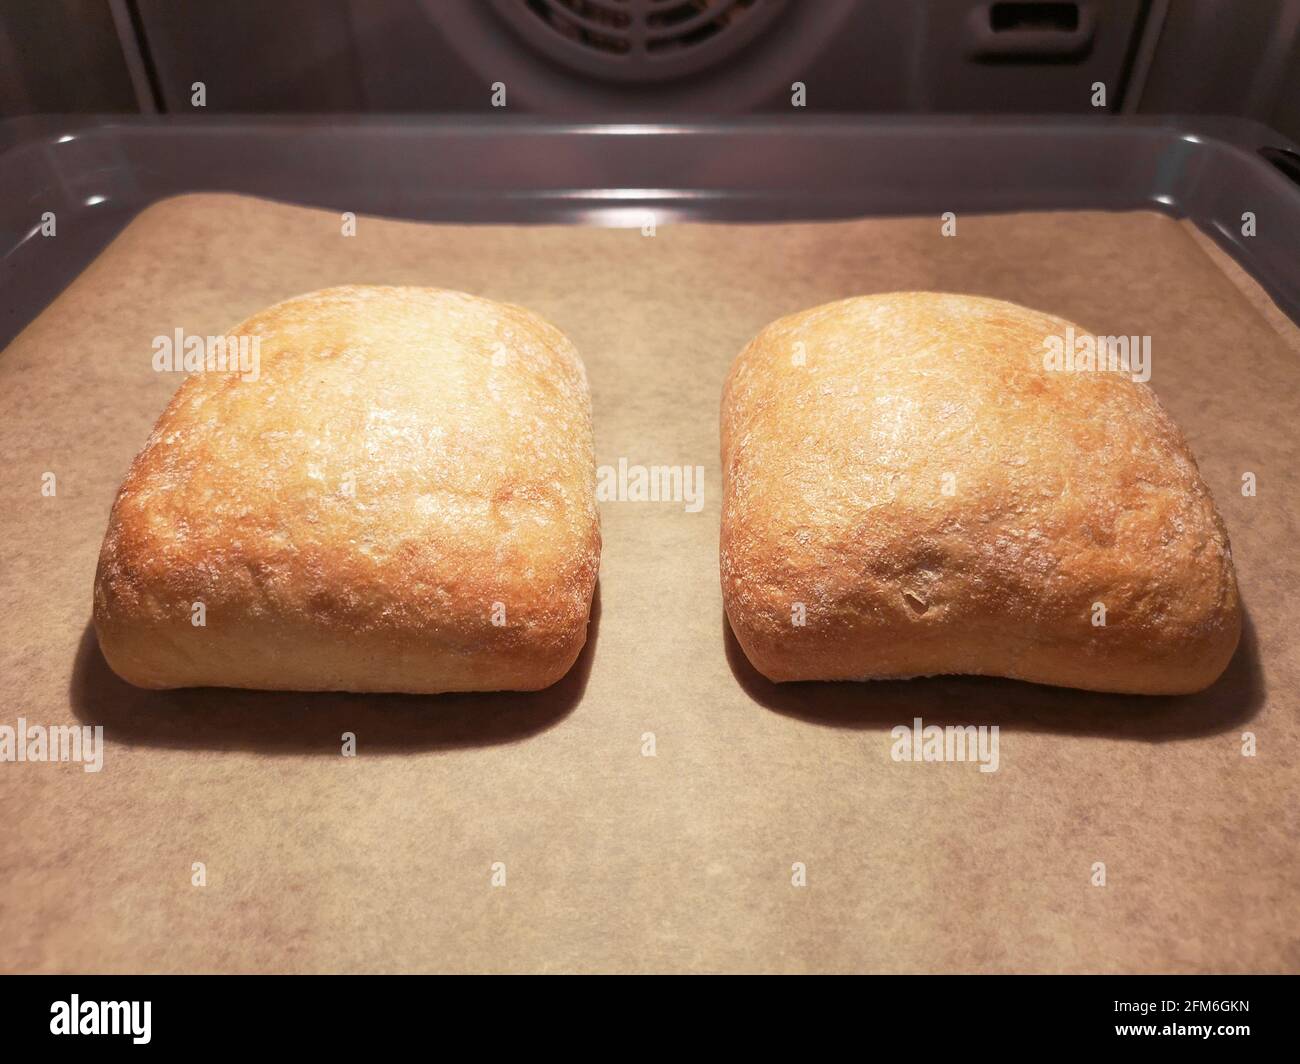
1,194 -> 1296,973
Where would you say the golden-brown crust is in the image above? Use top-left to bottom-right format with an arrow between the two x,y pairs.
94,285 -> 600,692
720,292 -> 1241,695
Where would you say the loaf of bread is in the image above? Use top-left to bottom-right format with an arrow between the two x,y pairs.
94,286 -> 600,693
720,292 -> 1240,695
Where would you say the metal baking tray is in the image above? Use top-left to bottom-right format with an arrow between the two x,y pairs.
3,114 -> 1300,352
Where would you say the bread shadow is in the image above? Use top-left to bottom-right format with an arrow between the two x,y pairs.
723,606 -> 1264,741
67,586 -> 600,753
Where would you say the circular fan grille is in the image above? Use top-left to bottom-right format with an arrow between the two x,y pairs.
492,0 -> 788,82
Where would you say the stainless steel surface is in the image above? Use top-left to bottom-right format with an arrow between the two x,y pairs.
3,114 -> 1300,353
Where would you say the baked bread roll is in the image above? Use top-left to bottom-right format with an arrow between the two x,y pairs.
721,292 -> 1240,695
94,286 -> 600,693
